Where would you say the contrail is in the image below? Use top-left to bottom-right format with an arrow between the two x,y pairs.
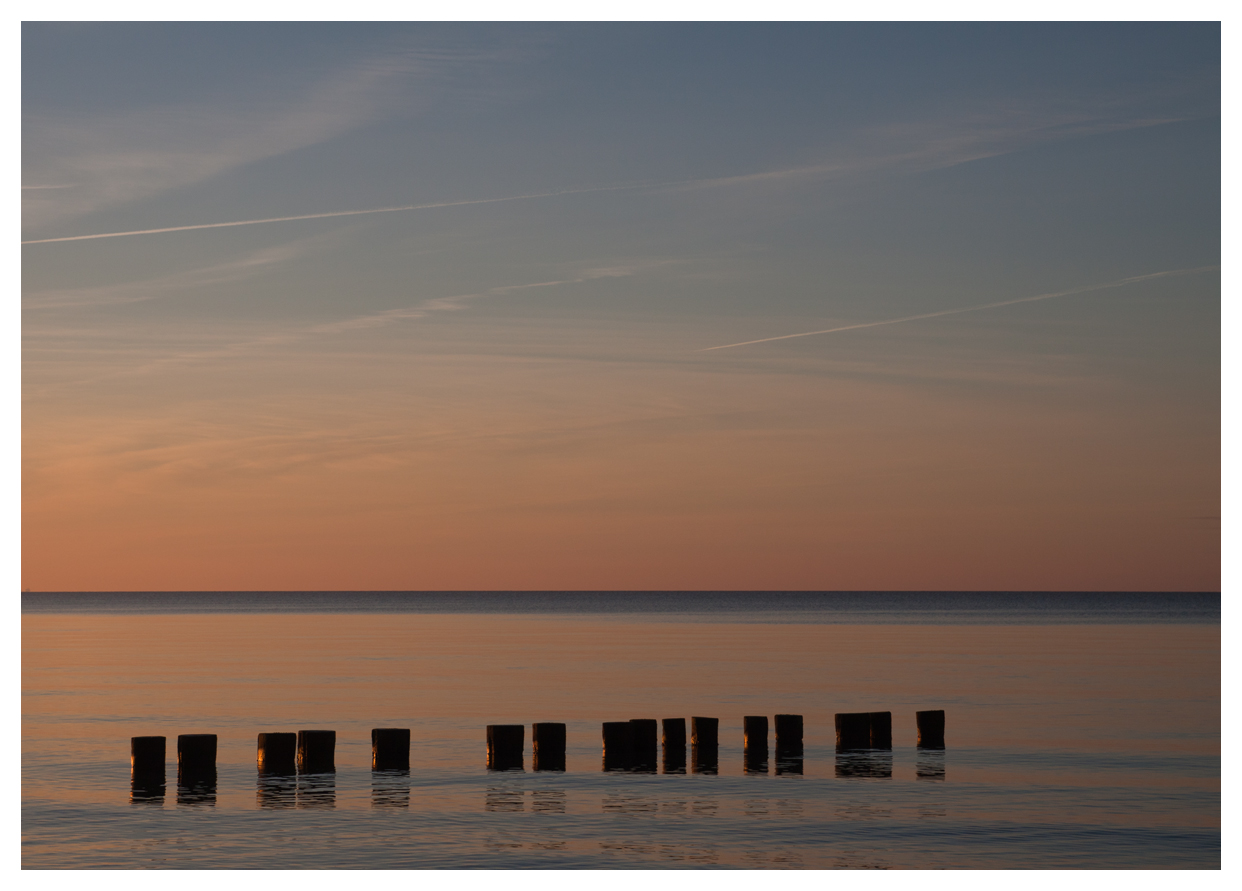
20,182 -> 658,245
697,266 -> 1219,352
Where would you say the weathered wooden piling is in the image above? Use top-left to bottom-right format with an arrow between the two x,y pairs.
774,714 -> 803,754
602,721 -> 633,770
130,736 -> 166,802
661,718 -> 687,773
486,724 -> 525,770
177,734 -> 217,776
917,709 -> 946,748
297,729 -> 336,773
662,718 -> 686,749
372,728 -> 410,770
834,712 -> 871,750
690,716 -> 719,749
869,711 -> 893,749
532,722 -> 566,771
630,719 -> 658,771
257,732 -> 296,773
743,715 -> 768,752
131,736 -> 165,779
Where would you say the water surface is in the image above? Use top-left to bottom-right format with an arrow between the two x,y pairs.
22,592 -> 1220,868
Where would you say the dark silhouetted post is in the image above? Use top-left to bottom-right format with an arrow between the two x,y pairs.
661,718 -> 686,773
917,709 -> 945,748
257,732 -> 296,773
176,734 -> 217,805
869,711 -> 892,749
690,716 -> 718,748
372,728 -> 410,770
297,730 -> 336,773
602,721 -> 633,770
131,736 -> 165,779
743,715 -> 768,773
743,716 -> 768,752
690,716 -> 718,774
630,719 -> 657,772
131,736 -> 165,802
487,724 -> 524,770
177,734 -> 216,775
774,714 -> 803,754
532,723 -> 566,771
835,713 -> 870,750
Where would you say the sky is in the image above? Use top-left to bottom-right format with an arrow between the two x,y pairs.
21,22 -> 1220,592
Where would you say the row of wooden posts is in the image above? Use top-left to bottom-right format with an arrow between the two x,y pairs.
131,710 -> 945,778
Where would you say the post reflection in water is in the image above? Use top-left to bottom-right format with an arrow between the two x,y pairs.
371,769 -> 410,808
690,745 -> 718,775
774,754 -> 804,776
485,785 -> 524,812
743,750 -> 768,775
530,789 -> 566,813
917,747 -> 946,781
834,750 -> 893,779
296,772 -> 336,809
130,776 -> 165,805
256,769 -> 297,809
176,770 -> 217,806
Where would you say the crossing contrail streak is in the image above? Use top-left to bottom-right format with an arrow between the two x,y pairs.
19,182 -> 658,245
697,266 -> 1219,352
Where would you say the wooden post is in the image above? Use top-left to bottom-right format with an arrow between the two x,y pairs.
869,711 -> 892,749
130,736 -> 165,802
661,718 -> 687,773
131,736 -> 165,779
743,715 -> 768,753
486,724 -> 524,771
630,719 -> 658,771
372,728 -> 410,770
690,716 -> 718,748
177,734 -> 216,775
257,732 -> 296,773
602,721 -> 633,770
532,722 -> 566,771
297,729 -> 336,773
774,714 -> 803,754
917,709 -> 945,748
834,712 -> 871,750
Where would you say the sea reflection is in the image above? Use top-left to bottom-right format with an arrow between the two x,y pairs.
690,745 -> 718,775
743,751 -> 768,775
256,770 -> 297,808
296,772 -> 336,809
530,789 -> 566,813
371,769 -> 410,808
130,776 -> 165,805
834,750 -> 893,778
917,747 -> 946,781
176,770 -> 217,806
485,785 -> 524,812
775,754 -> 804,776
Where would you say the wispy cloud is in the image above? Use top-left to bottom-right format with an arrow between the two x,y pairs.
698,266 -> 1220,352
27,264 -> 652,393
23,241 -> 314,310
21,39 -> 531,234
21,183 -> 659,245
23,105 -> 1190,247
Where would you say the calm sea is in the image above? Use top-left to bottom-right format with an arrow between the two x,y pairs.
21,592 -> 1220,869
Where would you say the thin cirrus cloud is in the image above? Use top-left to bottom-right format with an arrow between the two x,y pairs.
20,40 -> 529,233
698,266 -> 1221,352
29,264 -> 650,393
22,242 -> 314,310
21,108 -> 1185,247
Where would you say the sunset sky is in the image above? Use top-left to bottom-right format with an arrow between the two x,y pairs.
21,22 -> 1220,592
